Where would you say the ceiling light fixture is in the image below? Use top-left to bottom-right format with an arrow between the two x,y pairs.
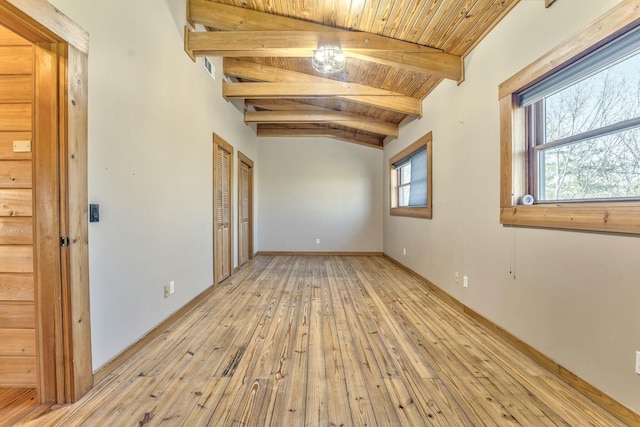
312,45 -> 346,74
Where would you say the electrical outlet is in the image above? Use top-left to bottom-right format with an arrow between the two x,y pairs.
455,272 -> 459,284
316,238 -> 320,244
463,276 -> 469,288
163,284 -> 170,298
636,351 -> 640,375
170,281 -> 175,294
403,248 -> 407,255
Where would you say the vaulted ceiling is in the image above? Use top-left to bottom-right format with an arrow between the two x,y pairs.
184,0 -> 522,148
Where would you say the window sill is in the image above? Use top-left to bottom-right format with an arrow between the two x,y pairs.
500,203 -> 640,234
390,206 -> 432,219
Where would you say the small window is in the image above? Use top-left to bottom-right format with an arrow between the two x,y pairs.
390,132 -> 432,218
499,2 -> 640,234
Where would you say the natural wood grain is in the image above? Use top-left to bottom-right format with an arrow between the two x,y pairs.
0,274 -> 32,301
0,388 -> 52,426
0,24 -> 29,45
0,189 -> 32,216
0,45 -> 31,74
0,246 -> 32,273
0,358 -> 36,387
0,217 -> 32,244
224,58 -> 422,116
0,75 -> 32,102
213,133 -> 233,285
0,132 -> 31,160
237,151 -> 253,268
0,301 -> 34,328
0,329 -> 36,356
0,0 -> 88,52
245,110 -> 398,136
0,104 -> 32,131
33,42 -> 63,404
62,44 -> 92,401
184,0 -> 517,146
257,124 -> 384,148
186,28 -> 462,80
11,255 -> 634,427
1,0 -> 92,405
0,24 -> 36,404
0,160 -> 31,188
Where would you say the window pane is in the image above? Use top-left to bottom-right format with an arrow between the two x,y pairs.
545,52 -> 640,143
399,163 -> 411,185
398,185 -> 410,207
538,126 -> 640,200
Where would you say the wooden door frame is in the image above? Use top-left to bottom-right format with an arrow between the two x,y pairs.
237,151 -> 253,266
213,133 -> 234,285
0,0 -> 91,404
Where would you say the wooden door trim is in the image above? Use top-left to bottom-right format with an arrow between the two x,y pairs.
237,151 -> 253,265
213,133 -> 234,285
0,0 -> 88,53
33,41 -> 64,403
0,1 -> 91,404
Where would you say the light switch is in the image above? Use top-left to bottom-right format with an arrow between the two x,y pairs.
89,204 -> 99,222
13,140 -> 31,153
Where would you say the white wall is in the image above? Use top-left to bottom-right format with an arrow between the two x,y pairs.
384,0 -> 640,413
258,137 -> 383,252
49,0 -> 259,370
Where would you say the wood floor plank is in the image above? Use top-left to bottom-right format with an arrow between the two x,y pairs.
9,255 -> 630,427
304,256 -> 328,427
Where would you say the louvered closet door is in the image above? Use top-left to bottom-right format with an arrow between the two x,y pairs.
214,136 -> 232,284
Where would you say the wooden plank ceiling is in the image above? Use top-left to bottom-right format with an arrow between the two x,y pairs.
185,0 -> 520,148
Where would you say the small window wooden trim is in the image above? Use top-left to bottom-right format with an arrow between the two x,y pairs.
499,2 -> 640,235
389,132 -> 432,219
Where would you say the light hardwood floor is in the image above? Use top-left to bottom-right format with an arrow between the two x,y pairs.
12,255 -> 628,427
0,389 -> 52,425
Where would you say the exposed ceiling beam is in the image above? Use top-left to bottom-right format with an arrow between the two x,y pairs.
257,124 -> 383,149
224,59 -> 422,116
186,0 -> 463,80
224,82 -> 420,116
247,99 -> 399,137
225,82 -> 407,98
245,110 -> 398,137
187,30 -> 440,53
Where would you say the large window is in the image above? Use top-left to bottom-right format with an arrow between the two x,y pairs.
390,132 -> 432,219
522,27 -> 640,203
499,2 -> 640,234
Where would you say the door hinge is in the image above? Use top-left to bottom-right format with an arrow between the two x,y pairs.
60,236 -> 70,247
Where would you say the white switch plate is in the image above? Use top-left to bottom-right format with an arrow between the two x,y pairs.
170,281 -> 175,294
316,238 -> 320,244
463,276 -> 469,288
403,248 -> 406,255
13,140 -> 31,153
635,351 -> 640,375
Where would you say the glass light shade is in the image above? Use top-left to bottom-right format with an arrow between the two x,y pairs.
312,45 -> 346,73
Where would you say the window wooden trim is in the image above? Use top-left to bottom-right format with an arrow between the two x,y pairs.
389,132 -> 432,219
499,2 -> 640,235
